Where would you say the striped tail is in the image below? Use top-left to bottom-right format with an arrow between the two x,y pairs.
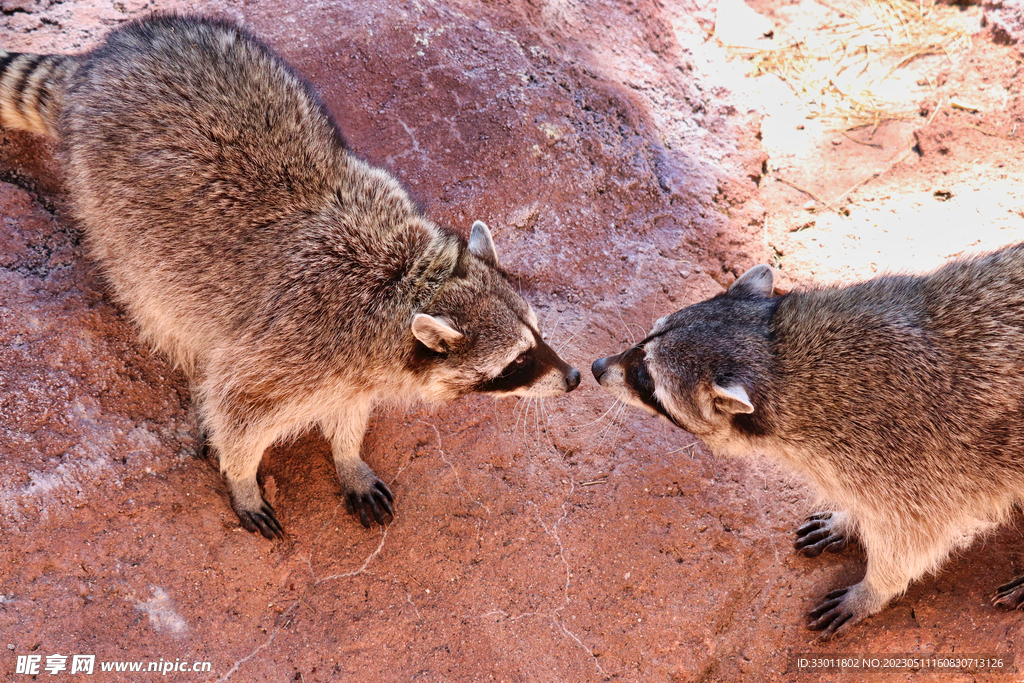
0,50 -> 78,140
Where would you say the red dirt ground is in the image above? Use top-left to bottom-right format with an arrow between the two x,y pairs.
1,1 -> 1023,681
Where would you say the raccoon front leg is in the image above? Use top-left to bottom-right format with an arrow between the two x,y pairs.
321,404 -> 394,528
214,425 -> 285,540
808,521 -> 936,639
807,573 -> 895,640
795,511 -> 854,557
195,376 -> 285,538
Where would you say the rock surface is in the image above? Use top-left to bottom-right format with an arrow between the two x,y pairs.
1,0 -> 1022,681
985,0 -> 1024,46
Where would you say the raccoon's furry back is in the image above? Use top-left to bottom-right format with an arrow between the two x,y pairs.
0,50 -> 78,138
773,245 -> 1024,461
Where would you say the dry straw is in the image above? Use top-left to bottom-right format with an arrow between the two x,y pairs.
734,0 -> 972,126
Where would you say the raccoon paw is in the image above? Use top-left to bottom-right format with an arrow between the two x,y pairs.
992,575 -> 1024,609
338,463 -> 395,528
233,498 -> 284,540
807,587 -> 863,639
795,512 -> 851,558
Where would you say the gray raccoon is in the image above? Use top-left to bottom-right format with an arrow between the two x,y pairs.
593,245 -> 1024,638
1,14 -> 581,539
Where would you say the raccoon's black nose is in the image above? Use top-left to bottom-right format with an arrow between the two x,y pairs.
591,357 -> 610,382
566,368 -> 581,391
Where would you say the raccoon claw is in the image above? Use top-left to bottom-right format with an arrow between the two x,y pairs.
196,428 -> 213,460
235,501 -> 284,540
795,513 -> 850,557
807,587 -> 856,638
345,480 -> 395,528
992,575 -> 1024,609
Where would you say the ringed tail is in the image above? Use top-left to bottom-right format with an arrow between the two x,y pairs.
0,49 -> 78,139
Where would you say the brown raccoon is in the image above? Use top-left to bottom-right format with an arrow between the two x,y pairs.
0,14 -> 580,538
593,246 -> 1024,638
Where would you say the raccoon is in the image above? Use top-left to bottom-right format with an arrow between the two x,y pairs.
593,246 -> 1024,638
0,14 -> 581,539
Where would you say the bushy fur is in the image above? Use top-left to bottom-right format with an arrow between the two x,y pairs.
594,245 -> 1024,638
2,14 -> 580,538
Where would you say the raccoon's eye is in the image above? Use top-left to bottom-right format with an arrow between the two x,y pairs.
498,352 -> 529,377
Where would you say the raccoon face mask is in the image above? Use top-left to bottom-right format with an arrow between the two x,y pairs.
591,265 -> 778,450
410,221 -> 581,402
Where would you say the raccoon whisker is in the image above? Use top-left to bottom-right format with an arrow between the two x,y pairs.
592,399 -> 628,454
531,397 -> 541,446
591,398 -> 623,442
628,321 -> 648,341
511,396 -> 529,441
543,305 -> 567,342
522,395 -> 541,454
612,400 -> 630,435
512,394 -> 527,423
568,396 -> 625,429
511,395 -> 526,417
552,315 -> 589,356
665,441 -> 700,457
616,309 -> 637,347
539,397 -> 561,451
532,395 -> 545,440
646,279 -> 663,332
515,395 -> 543,454
613,311 -> 649,348
507,397 -> 521,432
534,395 -> 548,444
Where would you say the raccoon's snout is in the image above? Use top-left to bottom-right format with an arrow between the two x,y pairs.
566,367 -> 581,391
591,356 -> 612,383
592,346 -> 642,385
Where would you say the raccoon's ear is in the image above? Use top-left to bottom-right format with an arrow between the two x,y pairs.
469,220 -> 500,267
711,383 -> 755,415
412,314 -> 464,353
729,264 -> 775,298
